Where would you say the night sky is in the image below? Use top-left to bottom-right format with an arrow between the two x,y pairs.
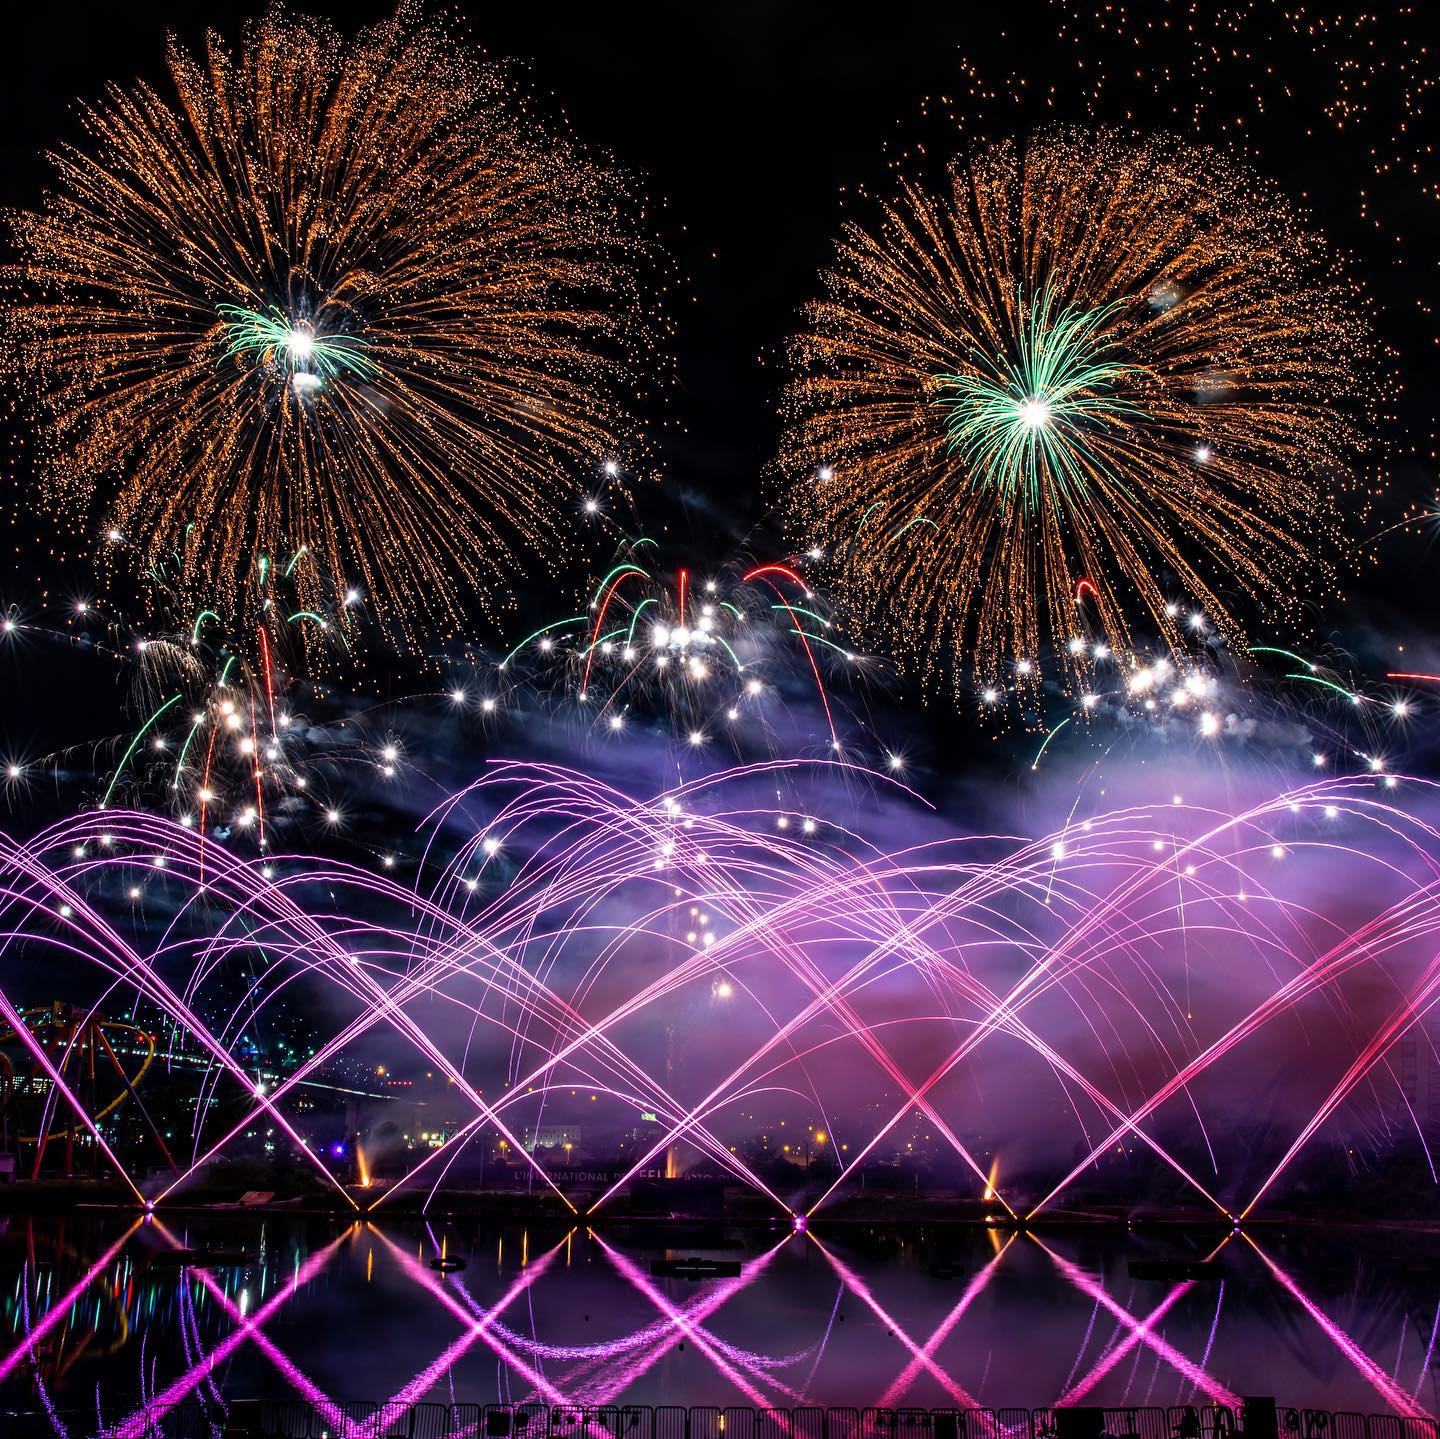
3,2 -> 1438,809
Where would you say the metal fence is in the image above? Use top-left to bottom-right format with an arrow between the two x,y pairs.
2,1402 -> 1436,1439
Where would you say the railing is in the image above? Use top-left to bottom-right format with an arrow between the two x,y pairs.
1,1401 -> 1435,1439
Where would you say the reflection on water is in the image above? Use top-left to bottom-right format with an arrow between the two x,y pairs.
1,1216 -> 1436,1423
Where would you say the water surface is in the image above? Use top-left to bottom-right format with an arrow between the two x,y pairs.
1,1216 -> 1434,1422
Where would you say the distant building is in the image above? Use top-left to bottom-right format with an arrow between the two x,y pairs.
523,1124 -> 581,1154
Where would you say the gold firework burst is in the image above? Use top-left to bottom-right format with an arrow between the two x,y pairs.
777,130 -> 1377,691
3,4 -> 661,647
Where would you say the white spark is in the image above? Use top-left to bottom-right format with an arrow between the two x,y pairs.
1018,397 -> 1051,428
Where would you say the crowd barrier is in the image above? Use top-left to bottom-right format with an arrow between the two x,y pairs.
3,1400 -> 1437,1439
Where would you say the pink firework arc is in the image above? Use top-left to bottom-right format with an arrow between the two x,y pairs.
1,761 -> 1438,1222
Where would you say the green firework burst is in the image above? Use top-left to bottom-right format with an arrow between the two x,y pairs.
937,289 -> 1147,510
218,304 -> 380,390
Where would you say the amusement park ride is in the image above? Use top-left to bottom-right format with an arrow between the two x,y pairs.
0,1002 -> 175,1182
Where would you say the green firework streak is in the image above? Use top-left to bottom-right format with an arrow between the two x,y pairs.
218,305 -> 380,388
936,289 -> 1147,511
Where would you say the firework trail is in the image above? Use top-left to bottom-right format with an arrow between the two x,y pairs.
2,5 -> 659,646
496,540 -> 879,752
0,560 -> 395,849
777,130 -> 1376,694
1,760 -> 1437,1226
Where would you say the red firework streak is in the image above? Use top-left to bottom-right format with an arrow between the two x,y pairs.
742,563 -> 837,746
580,564 -> 646,697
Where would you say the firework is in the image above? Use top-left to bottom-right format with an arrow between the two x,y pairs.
777,130 -> 1375,692
2,5 -> 657,645
1,758 -> 1435,1240
0,557 -> 396,851
497,540 -> 876,751
114,579 -> 335,845
975,607 -> 1409,778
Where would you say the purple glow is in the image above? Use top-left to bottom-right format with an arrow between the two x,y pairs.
1,763 -> 1439,1231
